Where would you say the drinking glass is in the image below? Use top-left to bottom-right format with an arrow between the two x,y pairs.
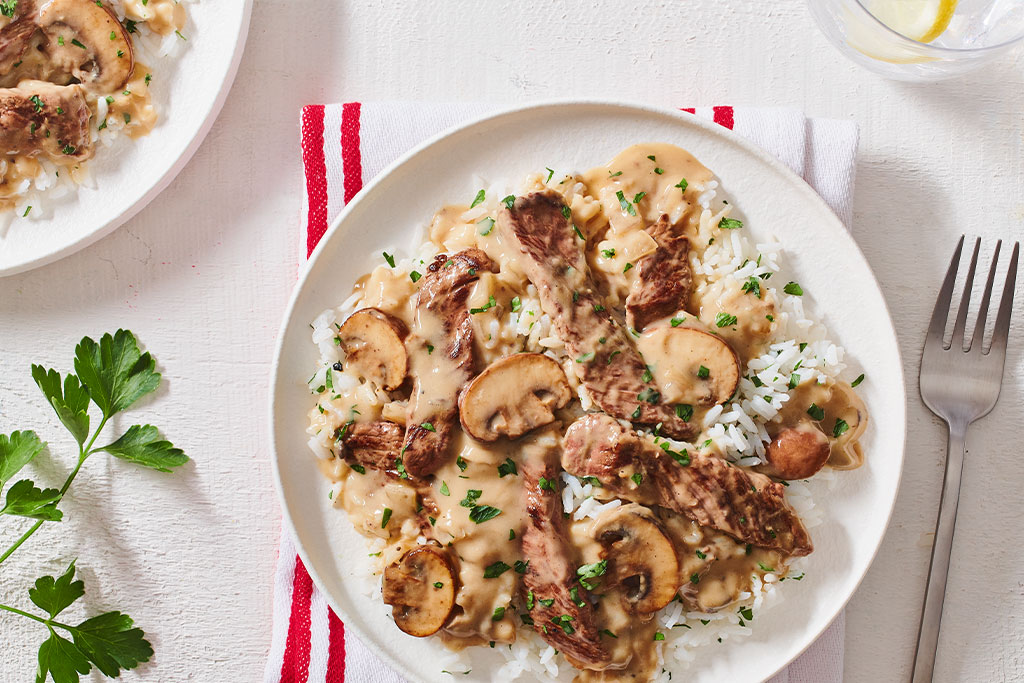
808,0 -> 1024,81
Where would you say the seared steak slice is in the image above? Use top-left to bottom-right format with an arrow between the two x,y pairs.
625,214 -> 693,331
342,421 -> 405,478
402,248 -> 495,477
0,18 -> 37,79
562,414 -> 813,556
520,432 -> 610,668
0,80 -> 92,161
498,192 -> 694,440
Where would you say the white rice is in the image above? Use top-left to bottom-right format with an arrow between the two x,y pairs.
305,171 -> 861,680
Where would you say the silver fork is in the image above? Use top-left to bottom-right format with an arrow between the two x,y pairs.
912,236 -> 1019,682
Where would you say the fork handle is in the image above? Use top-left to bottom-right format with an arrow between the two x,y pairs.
911,422 -> 968,683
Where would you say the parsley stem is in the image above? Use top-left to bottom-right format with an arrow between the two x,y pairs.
0,416 -> 107,566
0,603 -> 75,631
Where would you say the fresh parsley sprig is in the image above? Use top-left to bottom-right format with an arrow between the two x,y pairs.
0,330 -> 187,682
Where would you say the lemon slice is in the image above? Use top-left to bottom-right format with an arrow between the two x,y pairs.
865,0 -> 959,43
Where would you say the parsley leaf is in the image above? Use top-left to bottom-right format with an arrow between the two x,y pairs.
674,178 -> 688,192
483,561 -> 511,578
715,312 -> 738,328
469,505 -> 502,524
851,373 -> 865,388
70,610 -> 153,677
98,425 -> 187,472
470,189 -> 485,208
29,562 -> 85,618
741,277 -> 761,298
615,190 -> 636,216
73,330 -> 160,419
718,217 -> 743,230
0,430 -> 46,488
807,403 -> 825,421
783,281 -> 804,296
833,418 -> 850,438
0,479 -> 62,521
37,630 -> 92,683
497,458 -> 518,478
502,195 -> 516,209
32,367 -> 91,446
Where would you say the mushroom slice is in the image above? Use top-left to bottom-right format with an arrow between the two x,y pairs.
37,0 -> 134,93
763,424 -> 831,480
458,353 -> 572,442
381,545 -> 458,637
826,381 -> 868,470
592,503 -> 680,614
337,308 -> 409,391
636,326 -> 740,406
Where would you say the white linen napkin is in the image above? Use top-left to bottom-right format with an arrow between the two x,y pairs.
266,102 -> 859,683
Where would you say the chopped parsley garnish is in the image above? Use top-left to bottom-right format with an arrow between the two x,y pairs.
631,472 -> 643,486
477,217 -> 495,235
538,477 -> 556,492
715,312 -> 737,328
0,0 -> 16,17
623,262 -> 633,273
674,178 -> 688,193
350,464 -> 366,474
508,529 -> 516,540
483,561 -> 511,579
758,562 -> 776,573
601,629 -> 618,638
642,366 -> 653,382
409,270 -> 422,282
174,30 -> 186,41
497,457 -> 518,478
459,489 -> 482,508
380,507 -> 393,528
606,350 -> 621,364
514,560 -> 530,574
526,591 -> 535,610
502,194 -> 516,209
576,560 -> 608,591
593,303 -> 605,313
615,190 -> 636,216
833,418 -> 850,438
456,456 -> 468,471
123,20 -> 137,34
697,365 -> 710,379
647,155 -> 656,161
145,73 -> 152,86
469,505 -> 502,523
745,543 -> 753,555
439,481 -> 450,496
789,373 -> 800,389
470,189 -> 485,208
544,167 -> 554,183
105,95 -> 115,105
434,581 -> 444,589
654,167 -> 664,174
609,170 -> 622,177
766,314 -> 775,322
719,217 -> 743,230
741,276 -> 761,298
696,549 -> 707,560
382,251 -> 396,267
71,38 -> 89,49
689,573 -> 701,584
633,191 -> 646,203
575,352 -> 595,364
469,295 -> 497,314
851,373 -> 865,388
420,422 -> 436,432
538,598 -> 555,608
807,403 -> 825,421
637,387 -> 660,404
492,607 -> 505,621
653,632 -> 665,641
510,296 -> 522,312
551,614 -> 576,635
426,344 -> 434,354
601,248 -> 616,258
122,112 -> 131,125
572,224 -> 585,240
61,143 -> 76,155
29,95 -> 43,112
739,606 -> 754,621
561,205 -> 571,220
670,316 -> 685,327
675,404 -> 693,421
630,404 -> 642,419
783,281 -> 804,296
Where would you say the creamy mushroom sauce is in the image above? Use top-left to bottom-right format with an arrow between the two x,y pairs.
308,144 -> 869,682
0,2 -> 187,212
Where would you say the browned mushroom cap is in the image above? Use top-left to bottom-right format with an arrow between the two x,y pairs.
458,353 -> 572,442
337,308 -> 409,391
641,327 -> 740,406
826,381 -> 868,470
763,424 -> 831,480
37,0 -> 134,93
381,545 -> 458,637
592,503 -> 680,614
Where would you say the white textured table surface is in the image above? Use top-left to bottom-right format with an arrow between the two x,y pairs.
2,1 -> 1022,681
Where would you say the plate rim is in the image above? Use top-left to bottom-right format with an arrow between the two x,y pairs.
0,0 -> 255,278
269,98 -> 908,682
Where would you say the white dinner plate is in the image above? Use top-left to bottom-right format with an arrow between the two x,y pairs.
0,0 -> 253,277
270,101 -> 906,683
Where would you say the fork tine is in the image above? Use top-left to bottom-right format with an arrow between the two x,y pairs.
988,241 -> 1019,357
926,235 -> 965,347
950,238 -> 981,350
968,240 -> 1001,352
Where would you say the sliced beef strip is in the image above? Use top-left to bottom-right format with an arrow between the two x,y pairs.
402,248 -> 495,477
562,414 -> 813,556
0,80 -> 91,160
341,421 -> 407,479
625,214 -> 693,331
497,192 -> 695,440
519,432 -> 611,668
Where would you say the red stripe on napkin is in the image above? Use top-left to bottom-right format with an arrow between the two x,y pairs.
279,557 -> 314,683
680,107 -> 696,114
325,609 -> 347,681
341,103 -> 363,204
301,105 -> 328,257
713,105 -> 734,130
